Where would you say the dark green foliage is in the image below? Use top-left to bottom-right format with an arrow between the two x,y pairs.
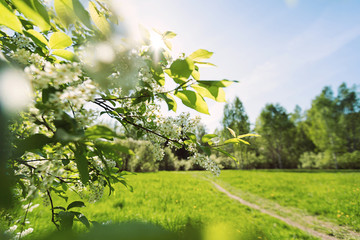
305,83 -> 360,169
255,103 -> 298,168
221,97 -> 250,138
212,83 -> 359,170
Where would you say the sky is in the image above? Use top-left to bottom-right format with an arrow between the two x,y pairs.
117,0 -> 360,132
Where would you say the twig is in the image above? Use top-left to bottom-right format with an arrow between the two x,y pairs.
95,79 -> 194,101
41,115 -> 55,133
18,199 -> 31,240
15,160 -> 79,183
30,114 -> 55,133
92,99 -> 183,146
47,190 -> 60,230
21,158 -> 75,163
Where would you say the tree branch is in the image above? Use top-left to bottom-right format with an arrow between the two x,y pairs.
46,190 -> 60,231
92,99 -> 184,146
95,79 -> 195,101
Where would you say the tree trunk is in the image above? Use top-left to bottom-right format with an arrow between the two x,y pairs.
276,148 -> 283,169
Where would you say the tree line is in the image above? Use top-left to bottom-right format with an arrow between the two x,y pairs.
216,82 -> 360,169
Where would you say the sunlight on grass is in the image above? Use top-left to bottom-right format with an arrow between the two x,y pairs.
26,172 -> 317,239
213,170 -> 360,231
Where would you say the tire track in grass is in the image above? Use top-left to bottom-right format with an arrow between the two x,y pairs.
212,181 -> 341,240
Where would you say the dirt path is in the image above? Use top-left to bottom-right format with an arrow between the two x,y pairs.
212,182 -> 360,240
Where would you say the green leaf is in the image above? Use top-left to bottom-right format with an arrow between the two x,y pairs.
236,139 -> 250,145
223,138 -> 240,144
202,134 -> 217,143
74,212 -> 90,229
164,39 -> 172,50
191,68 -> 200,81
227,127 -> 236,137
88,1 -> 110,35
72,0 -> 92,28
55,0 -> 91,29
62,182 -> 68,191
12,0 -> 51,31
67,201 -> 85,210
49,32 -> 72,49
194,61 -> 217,67
59,211 -> 75,231
163,31 -> 177,39
0,0 -> 23,33
223,138 -> 250,145
95,141 -> 134,156
175,90 -> 209,114
191,84 -> 226,102
54,0 -> 76,27
186,132 -> 197,142
198,79 -> 237,87
85,125 -> 123,140
13,134 -> 53,158
52,49 -> 75,61
200,145 -> 211,156
158,93 -> 177,112
237,133 -> 260,138
188,49 -> 213,61
119,180 -> 133,192
42,87 -> 56,103
74,144 -> 89,184
54,128 -> 83,143
25,29 -> 48,48
213,148 -> 238,162
169,58 -> 194,82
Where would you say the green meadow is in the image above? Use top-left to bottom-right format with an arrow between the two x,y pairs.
25,171 -> 317,240
18,170 -> 360,239
209,170 -> 360,232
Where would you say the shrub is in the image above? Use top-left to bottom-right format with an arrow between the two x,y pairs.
338,151 -> 360,169
158,148 -> 177,171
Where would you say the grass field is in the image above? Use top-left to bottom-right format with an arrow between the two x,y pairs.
207,170 -> 360,232
25,171 -> 317,240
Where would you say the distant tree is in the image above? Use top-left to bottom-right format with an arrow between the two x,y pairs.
305,86 -> 344,168
221,97 -> 250,168
290,105 -> 316,163
255,104 -> 297,168
222,97 -> 250,137
336,83 -> 360,153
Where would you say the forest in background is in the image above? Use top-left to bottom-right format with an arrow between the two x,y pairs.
119,82 -> 360,171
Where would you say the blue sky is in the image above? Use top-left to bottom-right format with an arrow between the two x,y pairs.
119,0 -> 360,132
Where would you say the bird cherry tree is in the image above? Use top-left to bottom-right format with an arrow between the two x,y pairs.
0,0 -> 250,237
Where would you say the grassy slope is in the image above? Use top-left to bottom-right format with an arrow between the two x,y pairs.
211,170 -> 360,231
27,172 -> 316,239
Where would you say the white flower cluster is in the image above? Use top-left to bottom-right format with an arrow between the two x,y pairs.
13,48 -> 99,122
79,40 -> 164,96
25,60 -> 82,89
15,146 -> 70,200
90,156 -> 116,171
5,225 -> 34,240
22,203 -> 40,212
145,112 -> 220,175
73,177 -> 106,203
49,79 -> 97,115
9,49 -> 44,66
153,113 -> 201,144
144,113 -> 201,161
136,64 -> 164,93
88,179 -> 106,203
9,35 -> 32,49
190,153 -> 221,176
